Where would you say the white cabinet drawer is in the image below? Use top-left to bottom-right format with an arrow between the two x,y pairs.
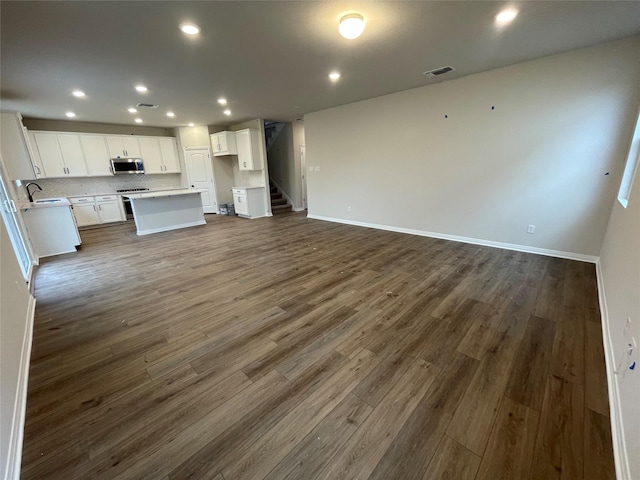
232,188 -> 246,195
70,196 -> 94,204
96,195 -> 117,201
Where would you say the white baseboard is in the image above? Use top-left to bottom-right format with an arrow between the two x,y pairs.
3,295 -> 36,480
595,260 -> 630,480
306,214 -> 598,263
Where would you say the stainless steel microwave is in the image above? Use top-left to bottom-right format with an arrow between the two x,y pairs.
110,158 -> 144,175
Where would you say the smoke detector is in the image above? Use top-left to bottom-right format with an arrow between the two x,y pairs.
423,66 -> 455,78
135,103 -> 159,109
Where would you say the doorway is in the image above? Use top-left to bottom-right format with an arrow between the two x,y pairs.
300,145 -> 307,210
183,147 -> 218,214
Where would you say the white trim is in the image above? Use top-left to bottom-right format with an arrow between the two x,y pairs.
292,207 -> 306,212
595,260 -> 631,480
3,295 -> 36,480
306,214 -> 598,263
135,220 -> 206,236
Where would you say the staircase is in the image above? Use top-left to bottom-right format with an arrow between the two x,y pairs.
270,184 -> 292,214
264,121 -> 285,152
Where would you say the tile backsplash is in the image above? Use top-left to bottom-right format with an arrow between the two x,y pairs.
21,174 -> 185,202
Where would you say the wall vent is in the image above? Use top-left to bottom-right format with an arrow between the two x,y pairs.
423,66 -> 455,78
135,103 -> 159,109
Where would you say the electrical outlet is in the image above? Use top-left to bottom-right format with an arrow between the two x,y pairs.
347,206 -> 352,212
527,224 -> 535,234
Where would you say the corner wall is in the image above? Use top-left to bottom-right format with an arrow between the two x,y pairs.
598,138 -> 640,478
304,36 -> 640,258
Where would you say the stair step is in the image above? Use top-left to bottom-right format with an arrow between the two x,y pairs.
270,193 -> 282,200
271,197 -> 287,206
272,204 -> 292,214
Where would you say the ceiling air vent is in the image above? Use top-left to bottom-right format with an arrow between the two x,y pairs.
423,65 -> 455,78
135,103 -> 159,109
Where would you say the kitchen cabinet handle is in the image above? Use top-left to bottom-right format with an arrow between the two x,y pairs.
109,166 -> 113,174
93,205 -> 96,211
3,200 -> 11,212
99,205 -> 103,210
34,165 -> 41,175
9,200 -> 16,212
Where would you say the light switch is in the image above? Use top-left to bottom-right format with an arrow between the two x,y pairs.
315,166 -> 321,172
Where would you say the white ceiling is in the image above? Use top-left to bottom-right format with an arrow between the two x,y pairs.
2,1 -> 640,128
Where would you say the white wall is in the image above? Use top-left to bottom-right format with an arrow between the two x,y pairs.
304,36 -> 640,258
1,219 -> 35,480
599,138 -> 640,478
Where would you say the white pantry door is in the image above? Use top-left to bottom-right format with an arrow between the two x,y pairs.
183,148 -> 217,214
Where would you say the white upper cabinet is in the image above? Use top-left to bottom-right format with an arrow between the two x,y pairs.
159,137 -> 180,173
0,111 -> 38,180
80,135 -> 112,176
56,134 -> 88,177
211,131 -> 237,156
235,128 -> 264,171
138,137 -> 163,173
106,136 -> 141,158
26,132 -> 46,179
32,132 -> 88,177
139,137 -> 180,174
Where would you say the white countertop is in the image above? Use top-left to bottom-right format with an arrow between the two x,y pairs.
232,185 -> 266,190
20,198 -> 72,211
122,188 -> 206,200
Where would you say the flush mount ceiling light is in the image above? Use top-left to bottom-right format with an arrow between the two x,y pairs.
135,118 -> 143,123
180,23 -> 200,35
72,90 -> 85,97
223,109 -> 231,116
188,123 -> 195,127
166,111 -> 175,117
128,107 -> 137,113
135,85 -> 148,93
65,111 -> 76,118
217,98 -> 227,105
339,13 -> 365,39
328,71 -> 341,81
495,8 -> 518,25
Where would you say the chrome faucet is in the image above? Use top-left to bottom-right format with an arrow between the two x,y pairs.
25,182 -> 42,203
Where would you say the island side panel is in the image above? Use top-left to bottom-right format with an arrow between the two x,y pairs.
130,193 -> 206,236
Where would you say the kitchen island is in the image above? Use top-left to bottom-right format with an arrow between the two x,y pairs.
122,189 -> 206,236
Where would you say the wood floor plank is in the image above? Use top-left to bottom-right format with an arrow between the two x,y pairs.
368,352 -> 479,480
584,408 -> 616,480
446,331 -> 520,455
550,306 -> 585,384
504,315 -> 555,411
584,320 -> 610,416
475,397 -> 539,480
221,349 -> 379,480
420,435 -> 481,480
20,214 -> 613,480
529,374 -> 584,480
264,393 -> 372,480
314,359 -> 440,480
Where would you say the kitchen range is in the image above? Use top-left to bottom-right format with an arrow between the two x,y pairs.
116,187 -> 149,217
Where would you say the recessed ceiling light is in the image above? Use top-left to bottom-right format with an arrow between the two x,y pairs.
135,118 -> 142,123
217,98 -> 227,105
495,8 -> 518,25
135,85 -> 148,93
72,90 -> 85,97
180,23 -> 200,35
223,109 -> 231,116
189,123 -> 195,127
166,112 -> 175,117
65,111 -> 76,118
128,108 -> 138,113
339,13 -> 365,39
329,71 -> 341,81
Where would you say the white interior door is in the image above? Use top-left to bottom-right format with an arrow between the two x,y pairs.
184,148 -> 217,214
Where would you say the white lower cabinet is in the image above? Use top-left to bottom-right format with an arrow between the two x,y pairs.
70,195 -> 125,226
232,187 -> 267,218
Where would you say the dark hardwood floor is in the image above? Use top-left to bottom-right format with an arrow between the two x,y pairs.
21,212 -> 614,479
